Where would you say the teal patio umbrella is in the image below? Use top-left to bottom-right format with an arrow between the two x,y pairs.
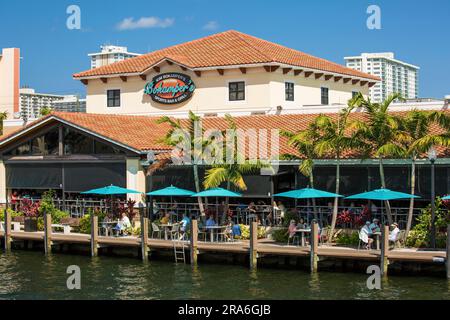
346,188 -> 420,201
147,185 -> 195,197
81,185 -> 141,216
346,188 -> 420,224
274,188 -> 343,199
147,185 -> 195,220
274,187 -> 343,222
192,188 -> 242,198
192,188 -> 242,221
441,195 -> 450,200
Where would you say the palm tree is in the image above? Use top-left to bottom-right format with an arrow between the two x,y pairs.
156,111 -> 206,215
0,111 -> 8,136
349,93 -> 407,225
314,106 -> 359,242
40,106 -> 52,117
280,120 -> 323,219
203,114 -> 271,208
396,110 -> 450,238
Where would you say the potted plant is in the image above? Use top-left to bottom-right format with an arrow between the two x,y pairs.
21,198 -> 40,232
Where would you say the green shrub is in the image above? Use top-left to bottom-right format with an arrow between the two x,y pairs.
272,228 -> 288,243
78,214 -> 91,234
237,224 -> 266,240
0,208 -> 22,221
406,197 -> 450,248
336,231 -> 360,246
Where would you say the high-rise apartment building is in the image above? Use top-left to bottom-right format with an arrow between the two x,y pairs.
88,45 -> 141,69
345,52 -> 419,102
19,88 -> 65,119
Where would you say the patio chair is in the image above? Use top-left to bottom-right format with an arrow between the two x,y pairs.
151,223 -> 162,239
169,224 -> 180,240
287,234 -> 300,246
319,227 -> 330,246
391,230 -> 406,249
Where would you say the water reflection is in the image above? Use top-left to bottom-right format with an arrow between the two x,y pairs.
0,252 -> 449,300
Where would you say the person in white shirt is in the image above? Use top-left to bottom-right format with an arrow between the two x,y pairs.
360,221 -> 374,250
389,223 -> 400,242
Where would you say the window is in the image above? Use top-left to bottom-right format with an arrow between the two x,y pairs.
107,90 -> 121,107
229,82 -> 245,101
285,82 -> 294,101
321,87 -> 329,105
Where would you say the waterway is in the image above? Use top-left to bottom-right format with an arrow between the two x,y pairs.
0,251 -> 449,300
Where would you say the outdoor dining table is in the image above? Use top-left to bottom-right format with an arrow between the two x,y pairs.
203,226 -> 227,243
295,228 -> 311,247
160,223 -> 179,240
373,232 -> 382,250
101,221 -> 119,237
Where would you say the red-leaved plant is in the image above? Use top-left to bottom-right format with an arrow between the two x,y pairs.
21,199 -> 40,218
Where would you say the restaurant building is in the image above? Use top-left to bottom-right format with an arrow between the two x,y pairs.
0,31 -> 449,206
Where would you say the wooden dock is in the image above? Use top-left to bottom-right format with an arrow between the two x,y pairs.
1,229 -> 446,266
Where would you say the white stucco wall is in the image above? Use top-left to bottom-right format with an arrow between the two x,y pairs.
85,63 -> 370,117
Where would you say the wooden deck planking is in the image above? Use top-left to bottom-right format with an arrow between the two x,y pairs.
0,231 -> 447,264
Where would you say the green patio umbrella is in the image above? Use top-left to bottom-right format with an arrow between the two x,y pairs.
274,188 -> 343,199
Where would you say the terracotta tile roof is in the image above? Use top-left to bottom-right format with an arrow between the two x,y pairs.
73,30 -> 379,81
1,110 -> 449,160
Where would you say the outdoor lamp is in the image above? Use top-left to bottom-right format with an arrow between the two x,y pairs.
428,146 -> 437,163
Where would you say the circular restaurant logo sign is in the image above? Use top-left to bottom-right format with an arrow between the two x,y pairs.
144,73 -> 196,105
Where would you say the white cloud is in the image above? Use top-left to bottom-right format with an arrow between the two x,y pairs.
203,21 -> 219,31
117,17 -> 175,31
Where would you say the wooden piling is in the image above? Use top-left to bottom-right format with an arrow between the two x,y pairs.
4,205 -> 11,252
140,215 -> 149,261
250,221 -> 258,269
447,224 -> 450,279
190,219 -> 198,265
380,224 -> 390,276
90,215 -> 98,257
310,222 -> 318,273
43,213 -> 52,254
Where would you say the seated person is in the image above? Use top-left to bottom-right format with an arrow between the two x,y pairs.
160,212 -> 170,225
389,222 -> 400,242
369,218 -> 381,234
113,212 -> 131,236
286,219 -> 298,240
205,215 -> 217,229
232,223 -> 242,239
297,218 -> 306,229
360,221 -> 374,249
180,213 -> 191,234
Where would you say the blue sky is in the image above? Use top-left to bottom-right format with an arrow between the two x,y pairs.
0,0 -> 448,98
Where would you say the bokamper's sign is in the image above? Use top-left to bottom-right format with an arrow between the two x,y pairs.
144,73 -> 196,104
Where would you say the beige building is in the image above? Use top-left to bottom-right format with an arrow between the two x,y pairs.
74,31 -> 379,117
0,48 -> 20,119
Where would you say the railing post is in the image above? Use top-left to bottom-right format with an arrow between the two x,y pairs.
90,214 -> 98,257
380,224 -> 390,276
4,205 -> 11,252
250,221 -> 258,270
446,224 -> 450,280
43,212 -> 52,254
310,221 -> 318,273
190,219 -> 198,265
140,215 -> 149,262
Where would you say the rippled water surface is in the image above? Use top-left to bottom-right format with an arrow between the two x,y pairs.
0,251 -> 449,300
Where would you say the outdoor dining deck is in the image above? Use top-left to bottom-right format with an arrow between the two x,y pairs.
1,227 -> 447,272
